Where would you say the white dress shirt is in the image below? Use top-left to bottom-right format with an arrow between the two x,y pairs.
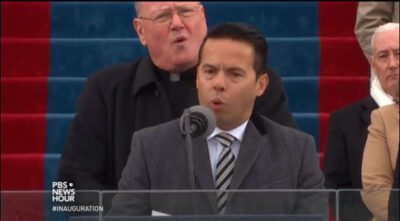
206,120 -> 249,183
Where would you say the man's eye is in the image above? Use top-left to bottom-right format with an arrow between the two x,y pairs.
154,12 -> 171,22
378,54 -> 388,59
204,69 -> 214,74
179,8 -> 195,17
233,72 -> 242,77
228,71 -> 242,77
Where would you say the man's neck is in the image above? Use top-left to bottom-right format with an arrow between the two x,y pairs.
210,120 -> 249,142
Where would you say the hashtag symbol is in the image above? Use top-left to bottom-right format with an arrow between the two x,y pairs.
52,205 -> 57,212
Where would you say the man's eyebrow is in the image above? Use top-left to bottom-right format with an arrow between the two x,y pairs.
148,6 -> 170,14
200,63 -> 217,69
226,67 -> 245,72
376,49 -> 389,55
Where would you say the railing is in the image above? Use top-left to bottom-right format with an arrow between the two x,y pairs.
1,189 -> 398,221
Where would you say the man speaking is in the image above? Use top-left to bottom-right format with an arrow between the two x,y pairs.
109,23 -> 326,217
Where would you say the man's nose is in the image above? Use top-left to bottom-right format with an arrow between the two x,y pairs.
170,12 -> 184,30
213,72 -> 227,91
388,53 -> 399,68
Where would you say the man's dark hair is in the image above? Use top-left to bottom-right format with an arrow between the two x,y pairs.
198,23 -> 268,77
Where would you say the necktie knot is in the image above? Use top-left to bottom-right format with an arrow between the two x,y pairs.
215,132 -> 236,148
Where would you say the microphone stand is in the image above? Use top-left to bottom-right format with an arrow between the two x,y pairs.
183,109 -> 198,215
183,109 -> 195,189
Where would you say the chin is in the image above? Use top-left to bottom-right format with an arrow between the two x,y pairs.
172,56 -> 196,68
215,116 -> 233,129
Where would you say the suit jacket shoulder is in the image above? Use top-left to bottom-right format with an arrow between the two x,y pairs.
242,115 -> 323,189
133,118 -> 183,153
330,96 -> 377,121
260,115 -> 313,141
258,115 -> 315,156
374,102 -> 399,117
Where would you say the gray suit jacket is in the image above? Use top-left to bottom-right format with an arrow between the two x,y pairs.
109,115 -> 326,217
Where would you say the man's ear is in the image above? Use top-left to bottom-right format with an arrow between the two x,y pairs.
133,18 -> 147,46
196,66 -> 200,89
256,73 -> 269,96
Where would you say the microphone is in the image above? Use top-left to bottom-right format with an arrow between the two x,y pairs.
180,105 -> 216,138
180,105 -> 215,212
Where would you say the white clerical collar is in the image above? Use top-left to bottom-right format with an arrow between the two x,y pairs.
169,73 -> 180,82
207,120 -> 249,142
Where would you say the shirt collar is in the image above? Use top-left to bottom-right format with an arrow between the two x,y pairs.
207,120 -> 249,142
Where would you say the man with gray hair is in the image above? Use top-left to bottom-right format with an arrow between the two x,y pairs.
323,22 -> 399,221
368,23 -> 399,107
354,1 -> 399,121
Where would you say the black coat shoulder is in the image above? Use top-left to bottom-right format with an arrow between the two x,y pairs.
330,96 -> 376,120
85,59 -> 142,92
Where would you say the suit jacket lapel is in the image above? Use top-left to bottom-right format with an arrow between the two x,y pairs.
359,96 -> 378,145
361,96 -> 378,126
230,121 -> 265,190
192,137 -> 218,213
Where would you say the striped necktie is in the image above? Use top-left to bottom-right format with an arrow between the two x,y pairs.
215,132 -> 236,215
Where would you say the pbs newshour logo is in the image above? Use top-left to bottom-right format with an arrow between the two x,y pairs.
52,181 -> 75,202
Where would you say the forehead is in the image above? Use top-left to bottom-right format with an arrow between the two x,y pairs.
200,39 -> 255,66
201,38 -> 255,60
373,29 -> 399,52
139,1 -> 199,13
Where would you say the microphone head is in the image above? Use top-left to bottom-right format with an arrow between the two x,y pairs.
180,105 -> 216,138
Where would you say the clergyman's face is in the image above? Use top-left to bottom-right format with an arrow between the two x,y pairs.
371,28 -> 399,97
134,2 -> 207,73
196,38 -> 268,130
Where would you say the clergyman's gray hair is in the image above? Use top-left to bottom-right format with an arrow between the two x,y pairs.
134,2 -> 142,16
133,2 -> 203,17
